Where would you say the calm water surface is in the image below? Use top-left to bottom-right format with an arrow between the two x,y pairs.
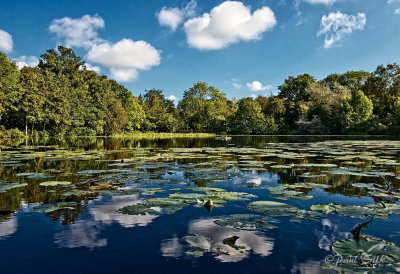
0,136 -> 400,274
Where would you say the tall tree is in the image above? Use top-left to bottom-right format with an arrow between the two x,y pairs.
229,98 -> 267,134
141,89 -> 180,132
278,74 -> 316,132
178,82 -> 227,132
0,53 -> 20,123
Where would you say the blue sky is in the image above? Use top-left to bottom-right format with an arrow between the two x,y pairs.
0,0 -> 399,100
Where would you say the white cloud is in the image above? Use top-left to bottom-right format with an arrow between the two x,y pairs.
13,55 -> 39,69
167,95 -> 178,101
246,80 -> 272,92
303,0 -> 335,4
87,38 -> 161,82
318,11 -> 366,48
158,8 -> 184,31
49,14 -> 105,48
81,63 -> 101,73
395,8 -> 400,14
231,78 -> 242,89
109,67 -> 139,82
0,29 -> 13,53
183,1 -> 276,50
157,0 -> 197,31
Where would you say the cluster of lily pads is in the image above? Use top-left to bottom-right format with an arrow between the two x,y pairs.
1,141 -> 400,270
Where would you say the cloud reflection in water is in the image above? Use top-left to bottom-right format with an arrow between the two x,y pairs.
54,195 -> 157,249
0,215 -> 18,239
161,218 -> 274,262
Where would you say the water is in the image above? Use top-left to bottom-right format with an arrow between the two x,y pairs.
0,136 -> 399,273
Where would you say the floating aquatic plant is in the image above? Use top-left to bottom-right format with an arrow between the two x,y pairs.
39,181 -> 72,187
213,214 -> 277,231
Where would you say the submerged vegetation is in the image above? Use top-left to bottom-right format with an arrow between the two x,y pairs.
1,46 -> 400,137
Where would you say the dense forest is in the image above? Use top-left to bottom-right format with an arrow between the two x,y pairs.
1,46 -> 400,137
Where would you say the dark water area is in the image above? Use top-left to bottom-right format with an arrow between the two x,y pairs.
1,136 -> 400,273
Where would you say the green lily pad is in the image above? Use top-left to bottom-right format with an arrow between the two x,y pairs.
33,202 -> 77,213
27,173 -> 54,179
16,172 -> 37,177
17,172 -> 53,178
39,181 -> 72,187
118,198 -> 185,215
265,186 -> 313,200
77,170 -> 108,176
0,183 -> 27,193
330,235 -> 400,269
310,203 -> 400,219
213,214 -> 277,231
270,165 -> 294,169
295,163 -> 337,168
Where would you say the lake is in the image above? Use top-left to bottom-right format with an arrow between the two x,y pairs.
0,136 -> 400,273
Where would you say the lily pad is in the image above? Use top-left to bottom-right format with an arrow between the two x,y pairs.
0,183 -> 27,193
33,202 -> 77,213
39,181 -> 72,187
310,203 -> 400,219
118,198 -> 184,215
330,235 -> 400,268
27,173 -> 54,179
213,214 -> 277,231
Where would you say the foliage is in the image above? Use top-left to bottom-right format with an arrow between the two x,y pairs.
0,46 -> 400,136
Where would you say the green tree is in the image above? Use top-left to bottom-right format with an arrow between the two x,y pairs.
278,74 -> 316,132
104,98 -> 129,135
337,90 -> 373,132
126,96 -> 146,131
229,98 -> 267,134
322,71 -> 371,90
0,53 -> 20,123
256,96 -> 285,133
178,82 -> 227,132
363,64 -> 400,122
141,89 -> 180,132
38,46 -> 84,77
18,67 -> 46,135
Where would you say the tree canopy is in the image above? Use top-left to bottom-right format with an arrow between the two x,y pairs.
1,46 -> 400,136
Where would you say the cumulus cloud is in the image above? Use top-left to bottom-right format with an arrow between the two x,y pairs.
246,80 -> 272,92
81,63 -> 101,73
183,1 -> 276,50
49,14 -> 105,48
86,38 -> 161,82
157,0 -> 197,31
167,95 -> 178,101
13,55 -> 39,69
160,218 -> 274,262
0,29 -> 13,53
157,8 -> 183,31
318,11 -> 366,48
303,0 -> 335,4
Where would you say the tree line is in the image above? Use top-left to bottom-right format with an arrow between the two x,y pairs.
1,46 -> 400,136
